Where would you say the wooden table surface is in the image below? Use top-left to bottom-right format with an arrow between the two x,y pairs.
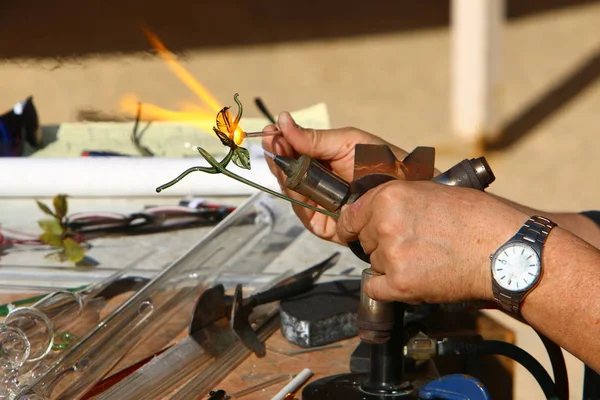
1,291 -> 515,400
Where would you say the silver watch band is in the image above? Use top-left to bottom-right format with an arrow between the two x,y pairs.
516,215 -> 557,246
494,216 -> 557,317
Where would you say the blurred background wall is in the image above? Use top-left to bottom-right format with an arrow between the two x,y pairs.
1,1 -> 599,398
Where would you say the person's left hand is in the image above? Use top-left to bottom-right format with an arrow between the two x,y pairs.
336,180 -> 529,304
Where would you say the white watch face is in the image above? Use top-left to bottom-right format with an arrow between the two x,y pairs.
492,243 -> 541,291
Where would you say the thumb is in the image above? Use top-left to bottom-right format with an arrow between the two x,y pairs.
277,111 -> 349,160
364,274 -> 397,302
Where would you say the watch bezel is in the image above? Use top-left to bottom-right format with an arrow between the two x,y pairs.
490,240 -> 542,294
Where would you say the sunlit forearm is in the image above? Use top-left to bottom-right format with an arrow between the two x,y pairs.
491,194 -> 600,249
521,228 -> 600,372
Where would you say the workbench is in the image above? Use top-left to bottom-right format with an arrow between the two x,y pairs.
0,292 -> 514,399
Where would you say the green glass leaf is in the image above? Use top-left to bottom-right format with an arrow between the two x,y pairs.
53,194 -> 68,220
40,232 -> 63,247
232,147 -> 251,170
63,238 -> 85,264
36,200 -> 56,217
38,219 -> 63,235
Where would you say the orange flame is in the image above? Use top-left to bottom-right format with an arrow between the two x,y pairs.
120,27 -> 246,145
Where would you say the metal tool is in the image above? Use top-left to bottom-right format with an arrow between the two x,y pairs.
195,252 -> 341,356
355,268 -> 396,345
274,154 -> 351,212
272,145 -> 497,399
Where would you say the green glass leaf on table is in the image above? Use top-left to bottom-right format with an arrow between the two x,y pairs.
38,219 -> 63,235
52,331 -> 78,351
231,146 -> 251,170
36,200 -> 56,217
40,232 -> 63,247
63,238 -> 85,264
53,194 -> 68,220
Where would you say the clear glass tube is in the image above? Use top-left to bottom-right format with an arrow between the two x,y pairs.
169,310 -> 281,399
102,336 -> 213,400
15,192 -> 301,400
97,270 -> 294,400
0,251 -> 155,373
0,326 -> 31,375
13,297 -> 109,389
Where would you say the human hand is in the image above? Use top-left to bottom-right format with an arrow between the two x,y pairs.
262,111 -> 407,244
336,180 -> 529,304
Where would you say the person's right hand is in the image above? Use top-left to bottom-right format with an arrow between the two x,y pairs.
262,111 -> 407,245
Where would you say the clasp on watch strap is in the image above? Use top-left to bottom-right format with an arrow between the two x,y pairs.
495,299 -> 528,323
495,292 -> 523,318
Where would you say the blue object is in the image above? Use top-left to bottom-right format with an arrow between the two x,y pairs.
419,374 -> 491,400
81,150 -> 130,157
0,120 -> 10,155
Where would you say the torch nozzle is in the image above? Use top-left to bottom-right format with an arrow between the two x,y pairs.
273,154 -> 297,177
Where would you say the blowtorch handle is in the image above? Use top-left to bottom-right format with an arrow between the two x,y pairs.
431,158 -> 495,190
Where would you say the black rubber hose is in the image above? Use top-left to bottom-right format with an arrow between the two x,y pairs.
583,364 -> 600,400
536,331 -> 569,400
479,340 -> 560,399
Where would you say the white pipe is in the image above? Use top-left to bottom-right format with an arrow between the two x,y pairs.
271,368 -> 314,400
0,156 -> 279,197
451,0 -> 504,143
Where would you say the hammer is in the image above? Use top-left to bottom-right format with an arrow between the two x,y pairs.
192,252 -> 341,357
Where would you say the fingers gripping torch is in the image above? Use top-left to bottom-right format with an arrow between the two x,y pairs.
272,144 -> 496,399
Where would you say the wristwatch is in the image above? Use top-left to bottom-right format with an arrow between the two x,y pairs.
490,215 -> 557,319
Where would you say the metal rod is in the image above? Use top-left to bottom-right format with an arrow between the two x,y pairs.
363,302 -> 407,393
168,312 -> 281,399
244,129 -> 282,138
285,343 -> 343,355
230,374 -> 293,398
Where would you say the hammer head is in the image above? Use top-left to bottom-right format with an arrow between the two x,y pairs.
231,284 -> 267,357
190,284 -> 238,356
